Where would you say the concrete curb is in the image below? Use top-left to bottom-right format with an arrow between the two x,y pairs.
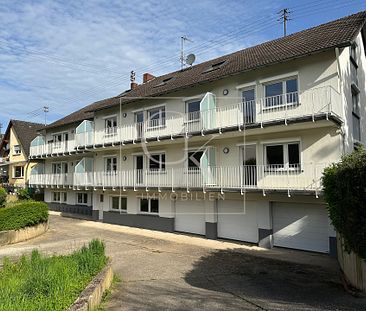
0,221 -> 48,246
68,262 -> 114,311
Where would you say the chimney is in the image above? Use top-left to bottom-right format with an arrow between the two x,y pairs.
143,72 -> 155,83
130,70 -> 138,90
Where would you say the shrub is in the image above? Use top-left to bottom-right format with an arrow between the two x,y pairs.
322,148 -> 366,259
0,201 -> 48,231
0,239 -> 107,311
0,188 -> 6,208
17,188 -> 31,201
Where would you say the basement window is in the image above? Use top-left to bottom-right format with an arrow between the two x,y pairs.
140,198 -> 159,214
202,60 -> 227,74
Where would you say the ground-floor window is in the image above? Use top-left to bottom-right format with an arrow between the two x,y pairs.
110,196 -> 127,212
13,166 -> 24,178
77,192 -> 88,205
140,198 -> 159,214
52,191 -> 67,203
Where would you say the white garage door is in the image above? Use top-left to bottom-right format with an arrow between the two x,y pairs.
218,200 -> 258,243
273,203 -> 329,253
175,200 -> 205,235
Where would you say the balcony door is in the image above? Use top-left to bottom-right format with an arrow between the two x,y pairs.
242,145 -> 257,187
135,155 -> 144,184
135,111 -> 144,138
242,88 -> 255,124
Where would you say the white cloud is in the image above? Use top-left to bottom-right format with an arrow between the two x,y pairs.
0,0 -> 281,127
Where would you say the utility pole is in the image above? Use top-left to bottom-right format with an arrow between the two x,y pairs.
43,106 -> 49,126
180,36 -> 193,70
278,8 -> 291,37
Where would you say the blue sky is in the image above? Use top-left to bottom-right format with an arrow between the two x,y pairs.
0,0 -> 365,131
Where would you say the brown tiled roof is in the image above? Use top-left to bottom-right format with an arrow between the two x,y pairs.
0,120 -> 44,158
46,10 -> 366,130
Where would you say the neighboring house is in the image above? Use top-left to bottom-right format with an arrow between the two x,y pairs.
0,120 -> 44,188
29,11 -> 366,255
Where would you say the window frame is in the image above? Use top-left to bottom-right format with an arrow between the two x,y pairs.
147,105 -> 166,128
104,115 -> 118,136
264,141 -> 301,171
148,153 -> 166,172
110,196 -> 127,213
13,166 -> 24,178
52,191 -> 67,203
139,198 -> 159,215
187,150 -> 204,171
104,156 -> 118,174
263,76 -> 299,109
76,192 -> 88,205
185,99 -> 201,122
13,145 -> 21,155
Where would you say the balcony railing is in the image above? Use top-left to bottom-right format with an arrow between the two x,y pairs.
30,86 -> 341,157
30,140 -> 76,157
30,163 -> 328,194
77,86 -> 341,147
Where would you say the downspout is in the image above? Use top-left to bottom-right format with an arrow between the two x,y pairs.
335,47 -> 346,156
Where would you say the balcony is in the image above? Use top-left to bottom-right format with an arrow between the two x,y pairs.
30,163 -> 328,195
30,140 -> 76,157
75,86 -> 341,148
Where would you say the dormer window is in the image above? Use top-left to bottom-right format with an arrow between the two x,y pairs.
202,60 -> 226,74
154,77 -> 174,88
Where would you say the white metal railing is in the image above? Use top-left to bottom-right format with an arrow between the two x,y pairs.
74,86 -> 341,147
29,163 -> 329,193
30,140 -> 76,157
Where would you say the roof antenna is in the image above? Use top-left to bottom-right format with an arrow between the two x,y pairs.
43,106 -> 49,126
278,8 -> 292,37
180,36 -> 193,70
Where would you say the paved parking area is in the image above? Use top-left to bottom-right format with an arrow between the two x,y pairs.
0,214 -> 364,310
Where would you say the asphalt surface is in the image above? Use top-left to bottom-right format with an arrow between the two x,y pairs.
0,214 -> 364,311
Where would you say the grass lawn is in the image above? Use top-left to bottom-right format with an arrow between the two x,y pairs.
0,239 -> 108,311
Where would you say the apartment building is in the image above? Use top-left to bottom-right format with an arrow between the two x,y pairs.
29,12 -> 366,255
0,120 -> 44,188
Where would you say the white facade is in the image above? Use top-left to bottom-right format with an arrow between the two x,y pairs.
29,28 -> 366,255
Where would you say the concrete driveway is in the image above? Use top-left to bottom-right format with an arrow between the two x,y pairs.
0,214 -> 364,311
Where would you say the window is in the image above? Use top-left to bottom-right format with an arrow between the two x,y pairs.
265,142 -> 300,170
188,151 -> 204,170
148,106 -> 165,128
100,194 -> 104,203
52,192 -> 66,203
140,198 -> 159,214
52,162 -> 68,174
149,153 -> 165,171
77,193 -> 88,205
352,90 -> 361,142
52,192 -> 61,202
350,44 -> 357,63
111,196 -> 127,212
13,145 -> 21,155
105,157 -> 117,173
186,100 -> 201,121
265,78 -> 298,107
52,133 -> 68,149
105,116 -> 117,135
202,60 -> 226,73
13,166 -> 24,178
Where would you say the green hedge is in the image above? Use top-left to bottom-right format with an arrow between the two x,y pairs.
322,148 -> 366,259
0,201 -> 48,231
0,188 -> 6,208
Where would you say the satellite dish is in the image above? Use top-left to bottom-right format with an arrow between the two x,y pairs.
185,53 -> 196,66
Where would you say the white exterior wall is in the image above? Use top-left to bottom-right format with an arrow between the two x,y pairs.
338,32 -> 366,153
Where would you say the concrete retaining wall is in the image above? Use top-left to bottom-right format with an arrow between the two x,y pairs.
68,263 -> 113,311
337,236 -> 366,293
0,221 -> 48,246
